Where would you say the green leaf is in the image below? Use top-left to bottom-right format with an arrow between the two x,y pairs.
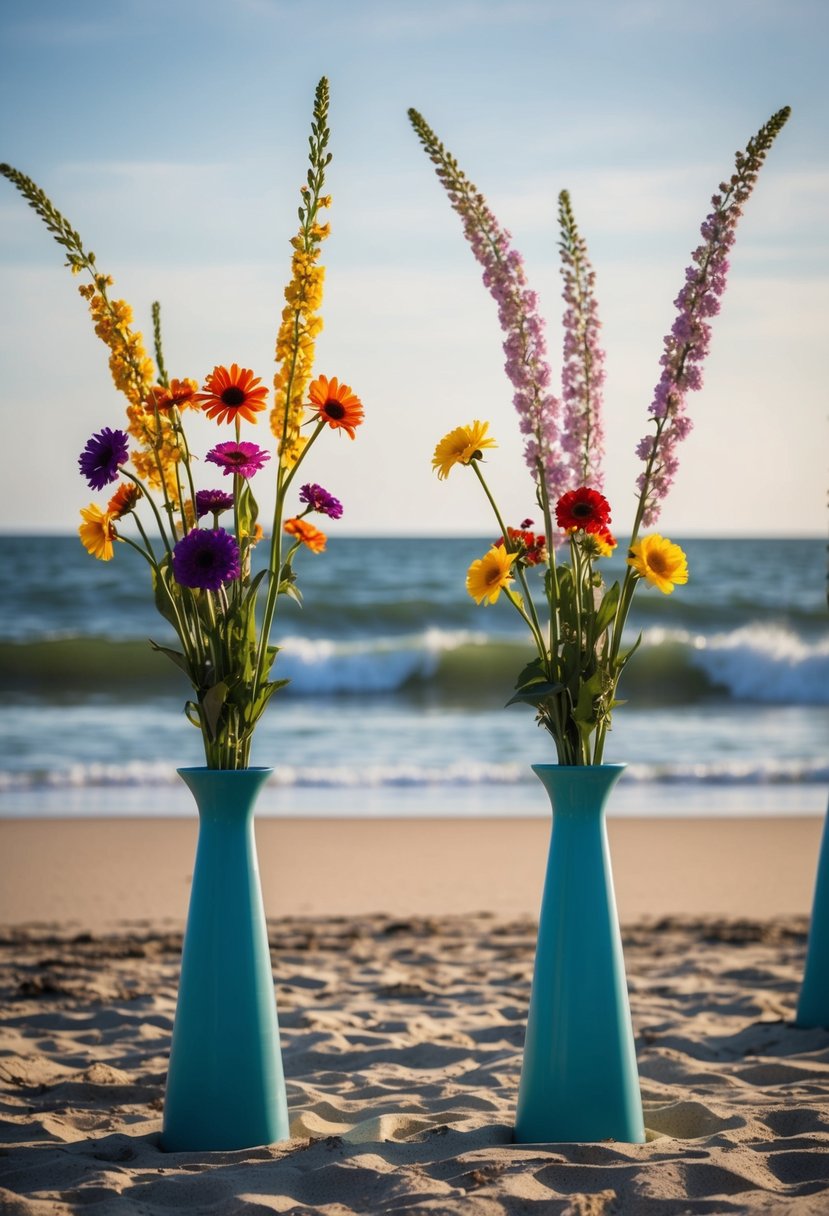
615,632 -> 643,671
148,640 -> 191,677
200,681 -> 228,741
505,681 -> 564,708
594,581 -> 620,637
184,700 -> 201,729
514,656 -> 547,688
242,568 -> 268,609
279,579 -> 303,606
151,560 -> 180,628
237,479 -> 259,540
573,672 -> 603,724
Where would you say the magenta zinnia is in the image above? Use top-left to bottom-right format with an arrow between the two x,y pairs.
299,483 -> 343,519
171,528 -> 241,591
205,441 -> 270,479
195,489 -> 235,519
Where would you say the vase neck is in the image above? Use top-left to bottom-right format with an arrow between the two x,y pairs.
177,767 -> 272,823
532,764 -> 626,819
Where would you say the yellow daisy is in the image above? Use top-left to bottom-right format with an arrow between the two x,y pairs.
627,534 -> 689,595
432,421 -> 496,479
78,503 -> 117,562
466,545 -> 518,605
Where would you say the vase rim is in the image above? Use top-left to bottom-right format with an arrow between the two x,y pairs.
176,766 -> 274,775
531,762 -> 627,771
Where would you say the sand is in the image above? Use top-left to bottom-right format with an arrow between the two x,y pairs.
1,813 -> 829,1214
0,815 -> 824,927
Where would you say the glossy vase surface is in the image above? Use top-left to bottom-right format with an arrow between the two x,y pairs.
796,800 -> 829,1027
161,767 -> 289,1151
514,764 -> 645,1144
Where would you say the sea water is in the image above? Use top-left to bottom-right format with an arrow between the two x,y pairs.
0,535 -> 826,818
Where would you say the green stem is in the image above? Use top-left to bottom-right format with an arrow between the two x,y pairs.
254,421 -> 325,697
121,467 -> 172,557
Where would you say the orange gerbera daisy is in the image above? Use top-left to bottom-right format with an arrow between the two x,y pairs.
284,517 -> 327,553
107,481 -> 141,519
195,364 -> 269,425
145,377 -> 200,413
309,375 -> 364,439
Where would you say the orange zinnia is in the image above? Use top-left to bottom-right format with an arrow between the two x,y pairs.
284,517 -> 327,553
195,364 -> 269,425
145,377 -> 200,413
107,481 -> 141,519
309,375 -> 364,439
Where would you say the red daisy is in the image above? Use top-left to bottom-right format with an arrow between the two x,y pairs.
195,364 -> 269,425
555,487 -> 612,533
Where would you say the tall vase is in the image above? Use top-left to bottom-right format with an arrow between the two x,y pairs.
796,800 -> 829,1027
514,763 -> 645,1144
161,767 -> 290,1152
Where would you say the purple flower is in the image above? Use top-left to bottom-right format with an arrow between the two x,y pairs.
195,489 -> 235,519
636,107 -> 791,526
558,191 -> 606,488
408,109 -> 573,504
299,482 -> 343,519
205,441 -> 270,479
172,528 -> 240,591
78,427 -> 129,490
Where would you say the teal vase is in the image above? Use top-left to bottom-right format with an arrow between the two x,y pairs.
514,764 -> 645,1144
796,800 -> 829,1027
161,767 -> 290,1151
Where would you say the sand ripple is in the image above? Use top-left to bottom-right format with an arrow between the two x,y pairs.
1,915 -> 828,1213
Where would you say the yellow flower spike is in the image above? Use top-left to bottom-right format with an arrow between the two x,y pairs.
466,545 -> 518,605
277,433 -> 309,469
78,503 -> 117,561
270,83 -> 332,463
432,421 -> 497,479
627,534 -> 689,594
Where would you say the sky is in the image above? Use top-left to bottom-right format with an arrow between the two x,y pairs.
0,0 -> 826,538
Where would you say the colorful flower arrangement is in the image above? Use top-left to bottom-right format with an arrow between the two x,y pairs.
2,78 -> 364,769
409,105 -> 790,765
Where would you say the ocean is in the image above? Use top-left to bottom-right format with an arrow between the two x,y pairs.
0,535 -> 826,819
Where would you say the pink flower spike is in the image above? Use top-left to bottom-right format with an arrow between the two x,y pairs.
636,106 -> 791,526
408,108 -> 573,504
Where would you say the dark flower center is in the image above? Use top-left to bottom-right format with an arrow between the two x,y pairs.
226,451 -> 245,465
324,399 -> 346,420
196,547 -> 218,569
221,387 -> 247,406
572,502 -> 594,518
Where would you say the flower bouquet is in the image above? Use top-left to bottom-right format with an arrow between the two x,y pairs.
410,103 -> 790,1145
2,77 -> 363,771
410,105 -> 790,766
3,77 -> 362,1152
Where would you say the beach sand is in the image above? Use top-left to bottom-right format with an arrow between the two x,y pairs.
2,814 -> 829,1213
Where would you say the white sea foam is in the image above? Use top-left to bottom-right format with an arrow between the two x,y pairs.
276,629 -> 489,694
1,755 -> 826,794
641,623 -> 829,705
